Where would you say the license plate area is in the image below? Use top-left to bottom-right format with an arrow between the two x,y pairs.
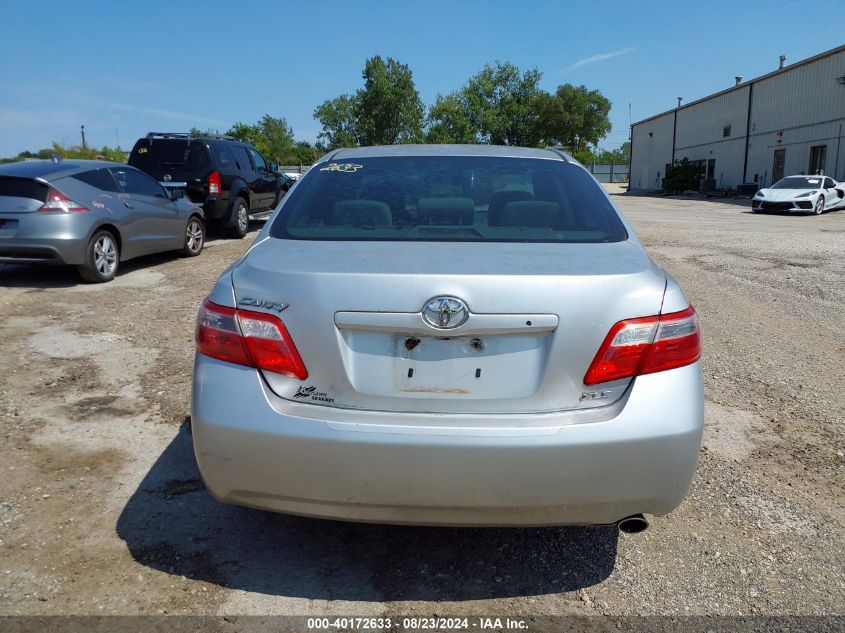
339,330 -> 550,400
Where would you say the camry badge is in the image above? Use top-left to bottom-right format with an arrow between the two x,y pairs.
422,296 -> 469,329
238,296 -> 289,313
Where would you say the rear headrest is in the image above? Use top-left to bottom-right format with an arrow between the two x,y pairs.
488,190 -> 534,226
416,196 -> 475,226
497,200 -> 560,228
328,200 -> 392,227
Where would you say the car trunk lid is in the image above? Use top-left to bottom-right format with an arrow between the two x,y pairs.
232,238 -> 667,414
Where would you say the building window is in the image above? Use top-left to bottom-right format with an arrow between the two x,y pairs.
809,145 -> 827,175
723,125 -> 731,138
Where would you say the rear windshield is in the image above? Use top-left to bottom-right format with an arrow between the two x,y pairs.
772,177 -> 822,190
269,156 -> 627,243
0,176 -> 48,201
129,139 -> 210,171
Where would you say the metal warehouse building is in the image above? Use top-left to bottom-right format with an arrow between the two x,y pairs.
629,44 -> 845,191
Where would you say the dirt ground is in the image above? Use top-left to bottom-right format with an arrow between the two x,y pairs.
0,192 -> 843,618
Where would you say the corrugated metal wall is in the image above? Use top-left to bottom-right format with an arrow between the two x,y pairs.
631,112 -> 674,190
746,48 -> 845,186
630,46 -> 845,191
674,87 -> 749,188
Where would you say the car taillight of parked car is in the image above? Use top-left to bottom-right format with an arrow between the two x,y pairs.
38,187 -> 88,213
208,171 -> 221,195
583,306 -> 701,385
196,298 -> 308,380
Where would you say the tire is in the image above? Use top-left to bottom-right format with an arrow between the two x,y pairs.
227,196 -> 249,238
813,195 -> 825,215
181,215 -> 205,257
77,230 -> 119,283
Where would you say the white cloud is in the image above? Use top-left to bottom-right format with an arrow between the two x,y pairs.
561,47 -> 638,73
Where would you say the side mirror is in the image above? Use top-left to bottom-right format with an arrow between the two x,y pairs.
269,162 -> 279,173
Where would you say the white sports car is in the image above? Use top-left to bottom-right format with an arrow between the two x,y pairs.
752,175 -> 844,214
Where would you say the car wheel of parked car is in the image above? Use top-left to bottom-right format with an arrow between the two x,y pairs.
78,230 -> 119,283
814,196 -> 825,215
228,197 -> 249,238
181,216 -> 205,257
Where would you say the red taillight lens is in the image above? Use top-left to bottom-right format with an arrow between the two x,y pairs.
39,187 -> 89,213
583,306 -> 700,385
208,171 -> 221,195
196,299 -> 308,380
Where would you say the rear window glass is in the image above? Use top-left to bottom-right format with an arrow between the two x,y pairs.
129,139 -> 210,170
0,176 -> 48,201
71,169 -> 120,192
269,156 -> 627,243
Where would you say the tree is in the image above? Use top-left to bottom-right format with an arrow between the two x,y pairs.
313,94 -> 359,149
613,141 -> 631,163
425,94 -> 476,144
354,55 -> 424,145
227,115 -> 298,165
535,84 -> 611,151
662,158 -> 698,194
313,55 -> 425,149
49,142 -> 125,162
428,62 -> 545,146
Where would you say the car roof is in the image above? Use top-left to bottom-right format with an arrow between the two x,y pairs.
0,159 -> 127,180
327,144 -> 572,161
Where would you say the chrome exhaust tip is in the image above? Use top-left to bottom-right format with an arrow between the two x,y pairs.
617,514 -> 649,534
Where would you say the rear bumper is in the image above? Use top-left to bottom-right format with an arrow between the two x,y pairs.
0,213 -> 90,265
191,356 -> 704,526
202,197 -> 230,221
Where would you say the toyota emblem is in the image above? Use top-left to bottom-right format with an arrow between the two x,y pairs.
422,296 -> 469,329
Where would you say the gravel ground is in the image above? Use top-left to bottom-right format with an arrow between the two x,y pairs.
0,193 -> 843,619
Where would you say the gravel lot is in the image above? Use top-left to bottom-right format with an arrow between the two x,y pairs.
0,191 -> 843,618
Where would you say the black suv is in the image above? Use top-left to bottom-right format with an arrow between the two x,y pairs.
128,133 -> 289,238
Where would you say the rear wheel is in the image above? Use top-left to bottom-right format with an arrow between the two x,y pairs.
77,230 -> 119,283
814,195 -> 825,215
181,216 -> 205,257
227,196 -> 249,238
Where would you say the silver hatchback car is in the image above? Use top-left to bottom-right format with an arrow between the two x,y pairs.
192,145 -> 703,529
0,159 -> 204,282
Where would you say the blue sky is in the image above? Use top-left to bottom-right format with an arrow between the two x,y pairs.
1,0 -> 842,156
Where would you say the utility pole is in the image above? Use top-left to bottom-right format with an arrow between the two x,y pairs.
80,125 -> 87,150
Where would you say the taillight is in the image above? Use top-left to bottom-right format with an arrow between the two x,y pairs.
196,299 -> 308,380
39,187 -> 89,213
208,171 -> 221,195
583,306 -> 700,385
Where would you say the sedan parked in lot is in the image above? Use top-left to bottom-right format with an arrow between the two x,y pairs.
752,175 -> 844,214
0,159 -> 205,282
192,145 -> 703,530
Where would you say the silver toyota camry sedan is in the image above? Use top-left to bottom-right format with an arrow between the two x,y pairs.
0,159 -> 204,282
192,145 -> 703,530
